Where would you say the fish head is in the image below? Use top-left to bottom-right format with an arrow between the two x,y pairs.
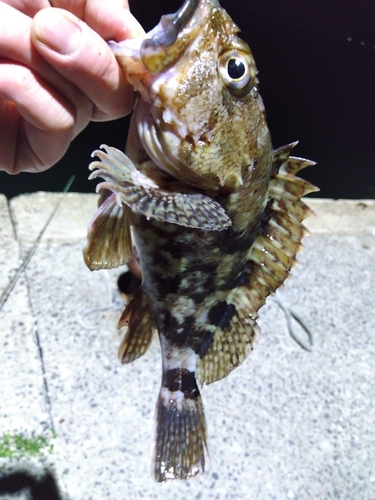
111,0 -> 271,191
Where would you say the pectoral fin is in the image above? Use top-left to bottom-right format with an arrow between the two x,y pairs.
89,145 -> 231,231
118,185 -> 231,230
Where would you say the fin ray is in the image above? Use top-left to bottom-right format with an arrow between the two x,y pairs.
197,142 -> 318,385
197,288 -> 261,385
90,145 -> 232,231
83,193 -> 132,270
118,289 -> 156,363
153,385 -> 206,482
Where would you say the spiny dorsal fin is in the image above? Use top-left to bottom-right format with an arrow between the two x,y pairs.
197,143 -> 318,385
83,193 -> 132,270
89,145 -> 231,231
117,289 -> 156,364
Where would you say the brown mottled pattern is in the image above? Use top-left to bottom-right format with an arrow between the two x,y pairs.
84,0 -> 318,483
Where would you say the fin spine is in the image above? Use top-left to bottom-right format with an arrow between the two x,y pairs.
118,289 -> 156,364
89,145 -> 232,231
83,193 -> 132,270
197,143 -> 318,385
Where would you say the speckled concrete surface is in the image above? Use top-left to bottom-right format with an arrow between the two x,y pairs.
1,194 -> 375,500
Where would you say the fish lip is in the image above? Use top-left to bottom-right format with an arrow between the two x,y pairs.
139,0 -> 211,74
142,0 -> 200,49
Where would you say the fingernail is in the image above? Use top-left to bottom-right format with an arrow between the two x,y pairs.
34,9 -> 82,55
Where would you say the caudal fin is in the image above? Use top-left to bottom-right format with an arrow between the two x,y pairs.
152,371 -> 206,482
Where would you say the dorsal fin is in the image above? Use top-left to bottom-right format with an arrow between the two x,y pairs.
197,143 -> 319,385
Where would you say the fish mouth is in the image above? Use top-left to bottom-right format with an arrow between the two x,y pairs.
142,0 -> 200,50
140,0 -> 211,73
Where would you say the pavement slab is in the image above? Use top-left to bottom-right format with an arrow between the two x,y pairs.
0,194 -> 374,500
1,195 -> 50,439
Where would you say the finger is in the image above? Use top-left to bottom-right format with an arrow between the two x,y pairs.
0,0 -> 50,17
0,3 -> 93,135
0,61 -> 74,135
82,0 -> 144,41
0,61 -> 75,173
31,8 -> 136,121
0,99 -> 20,173
0,3 -> 93,173
49,0 -> 143,41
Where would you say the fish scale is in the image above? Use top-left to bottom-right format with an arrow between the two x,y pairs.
83,0 -> 318,482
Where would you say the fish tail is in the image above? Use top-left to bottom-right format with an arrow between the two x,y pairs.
153,368 -> 206,482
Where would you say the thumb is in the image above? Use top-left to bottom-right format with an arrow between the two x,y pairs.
31,8 -> 135,122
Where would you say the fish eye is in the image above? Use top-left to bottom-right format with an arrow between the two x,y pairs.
219,50 -> 257,95
227,58 -> 246,80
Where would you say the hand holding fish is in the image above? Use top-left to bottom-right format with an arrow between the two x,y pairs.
0,0 -> 142,174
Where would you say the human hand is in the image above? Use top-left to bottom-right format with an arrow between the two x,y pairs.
0,0 -> 144,174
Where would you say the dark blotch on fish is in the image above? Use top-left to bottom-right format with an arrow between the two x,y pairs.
208,301 -> 237,329
163,369 -> 199,399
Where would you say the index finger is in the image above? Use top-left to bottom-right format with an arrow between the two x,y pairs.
49,0 -> 144,41
0,0 -> 50,17
31,8 -> 140,121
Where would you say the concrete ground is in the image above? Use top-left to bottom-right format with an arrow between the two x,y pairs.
0,194 -> 374,500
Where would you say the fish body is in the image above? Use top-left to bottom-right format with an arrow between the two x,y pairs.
84,0 -> 318,482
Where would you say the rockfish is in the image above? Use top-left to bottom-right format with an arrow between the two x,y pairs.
83,0 -> 318,482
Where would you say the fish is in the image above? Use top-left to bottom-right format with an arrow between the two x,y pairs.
83,0 -> 319,482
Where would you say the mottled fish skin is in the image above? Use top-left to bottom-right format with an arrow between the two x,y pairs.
84,0 -> 318,482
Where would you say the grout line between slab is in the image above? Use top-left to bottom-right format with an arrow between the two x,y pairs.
24,275 -> 56,433
7,200 -> 55,434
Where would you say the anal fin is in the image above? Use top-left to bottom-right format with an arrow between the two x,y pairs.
197,289 -> 261,385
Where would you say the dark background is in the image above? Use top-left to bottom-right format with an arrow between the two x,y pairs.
1,0 -> 374,199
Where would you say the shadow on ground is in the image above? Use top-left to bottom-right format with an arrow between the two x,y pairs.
0,469 -> 62,499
